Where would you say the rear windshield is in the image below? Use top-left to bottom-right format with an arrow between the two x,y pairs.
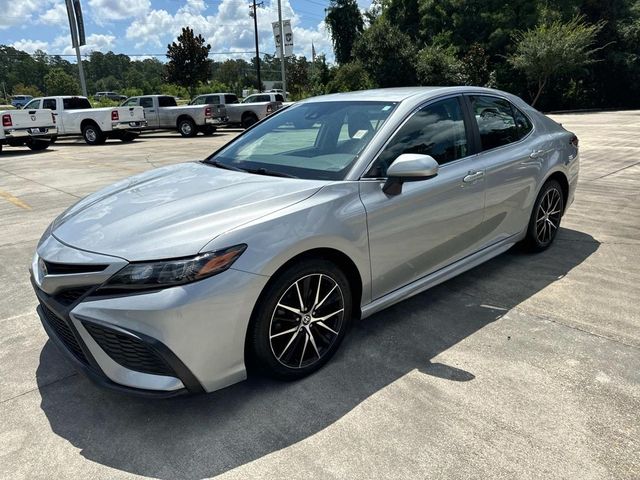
63,97 -> 91,109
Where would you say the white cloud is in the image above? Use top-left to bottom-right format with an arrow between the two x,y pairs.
124,0 -> 334,61
10,38 -> 49,53
38,1 -> 70,27
0,0 -> 41,29
50,33 -> 116,55
88,0 -> 151,23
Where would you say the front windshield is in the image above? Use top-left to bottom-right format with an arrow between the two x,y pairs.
206,101 -> 396,180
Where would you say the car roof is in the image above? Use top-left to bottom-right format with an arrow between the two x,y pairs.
298,86 -> 522,104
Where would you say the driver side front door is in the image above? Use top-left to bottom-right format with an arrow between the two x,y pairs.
359,96 -> 487,300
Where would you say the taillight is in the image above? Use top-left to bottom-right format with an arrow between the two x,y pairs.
2,114 -> 12,127
205,106 -> 212,117
111,110 -> 119,121
570,135 -> 579,148
51,112 -> 56,124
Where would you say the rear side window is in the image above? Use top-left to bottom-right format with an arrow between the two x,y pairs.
122,98 -> 138,107
224,94 -> 238,104
275,94 -> 284,102
369,97 -> 469,177
513,106 -> 533,139
158,96 -> 177,107
470,95 -> 520,150
43,99 -> 57,110
63,97 -> 91,109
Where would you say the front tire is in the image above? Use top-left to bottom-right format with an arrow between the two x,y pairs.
248,259 -> 352,380
200,125 -> 216,136
524,179 -> 564,251
82,123 -> 106,145
242,113 -> 258,129
178,118 -> 197,137
119,131 -> 138,142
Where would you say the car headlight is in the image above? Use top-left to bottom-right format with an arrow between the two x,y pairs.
99,244 -> 247,292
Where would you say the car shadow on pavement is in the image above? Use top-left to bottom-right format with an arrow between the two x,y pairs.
36,227 -> 599,479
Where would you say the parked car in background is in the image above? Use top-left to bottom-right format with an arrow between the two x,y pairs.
0,107 -> 56,153
122,95 -> 227,136
25,96 -> 146,145
11,95 -> 33,108
29,87 -> 579,396
94,92 -> 127,102
267,88 -> 290,98
190,92 -> 280,129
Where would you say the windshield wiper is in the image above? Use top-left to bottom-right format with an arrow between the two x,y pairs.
243,167 -> 299,179
206,160 -> 247,172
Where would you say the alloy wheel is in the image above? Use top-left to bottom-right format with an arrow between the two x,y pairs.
535,187 -> 562,245
269,273 -> 345,369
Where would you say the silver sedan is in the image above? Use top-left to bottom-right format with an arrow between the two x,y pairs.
30,87 -> 579,396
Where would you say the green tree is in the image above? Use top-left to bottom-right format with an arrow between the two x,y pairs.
353,18 -> 417,87
327,61 -> 374,93
11,83 -> 43,97
166,27 -> 212,97
415,44 -> 463,85
44,68 -> 80,95
508,16 -> 605,106
325,0 -> 364,65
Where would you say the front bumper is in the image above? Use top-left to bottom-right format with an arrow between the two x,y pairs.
31,236 -> 269,395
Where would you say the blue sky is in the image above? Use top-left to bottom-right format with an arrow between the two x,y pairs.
0,0 -> 372,63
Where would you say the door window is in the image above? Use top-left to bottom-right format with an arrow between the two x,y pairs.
122,98 -> 139,107
469,95 -> 522,150
367,97 -> 469,177
42,99 -> 57,110
224,94 -> 238,104
140,97 -> 154,108
24,99 -> 41,109
513,106 -> 533,140
158,96 -> 177,107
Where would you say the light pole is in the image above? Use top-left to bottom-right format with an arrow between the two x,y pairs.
64,0 -> 87,96
249,0 -> 263,92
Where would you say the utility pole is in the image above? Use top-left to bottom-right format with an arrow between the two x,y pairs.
277,0 -> 287,98
249,0 -> 263,92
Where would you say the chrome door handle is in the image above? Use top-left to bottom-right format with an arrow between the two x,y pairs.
530,149 -> 545,159
463,171 -> 484,183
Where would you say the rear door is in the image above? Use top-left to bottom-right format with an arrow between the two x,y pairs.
42,98 -> 65,133
359,95 -> 487,299
465,94 -> 541,244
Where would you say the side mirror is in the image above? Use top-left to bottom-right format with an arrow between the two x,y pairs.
383,153 -> 439,195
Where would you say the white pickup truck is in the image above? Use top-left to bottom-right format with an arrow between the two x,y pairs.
122,95 -> 227,137
0,108 -> 57,153
190,92 -> 283,128
24,96 -> 146,145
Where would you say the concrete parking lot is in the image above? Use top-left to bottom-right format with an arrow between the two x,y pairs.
1,114 -> 639,479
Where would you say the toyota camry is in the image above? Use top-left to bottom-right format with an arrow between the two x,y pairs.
30,87 -> 579,396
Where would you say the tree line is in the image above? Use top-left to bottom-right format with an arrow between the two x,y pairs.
325,0 -> 640,109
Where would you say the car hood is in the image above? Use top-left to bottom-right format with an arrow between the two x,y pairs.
52,162 -> 325,261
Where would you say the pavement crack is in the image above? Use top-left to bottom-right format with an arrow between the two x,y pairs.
0,166 -> 81,199
0,372 -> 78,404
587,160 -> 640,181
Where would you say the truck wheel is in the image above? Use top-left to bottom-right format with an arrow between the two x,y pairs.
49,136 -> 57,145
242,113 -> 258,129
178,118 -> 197,137
26,138 -> 50,151
120,132 -> 138,142
200,126 -> 216,136
82,123 -> 106,145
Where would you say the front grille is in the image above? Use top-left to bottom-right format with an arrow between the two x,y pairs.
43,261 -> 108,275
41,304 -> 89,365
53,286 -> 92,306
83,322 -> 174,376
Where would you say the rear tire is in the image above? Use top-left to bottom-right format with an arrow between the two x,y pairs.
26,138 -> 50,151
178,118 -> 197,137
120,132 -> 138,142
248,259 -> 352,380
82,123 -> 106,145
523,179 -> 564,252
242,113 -> 258,129
49,135 -> 57,145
